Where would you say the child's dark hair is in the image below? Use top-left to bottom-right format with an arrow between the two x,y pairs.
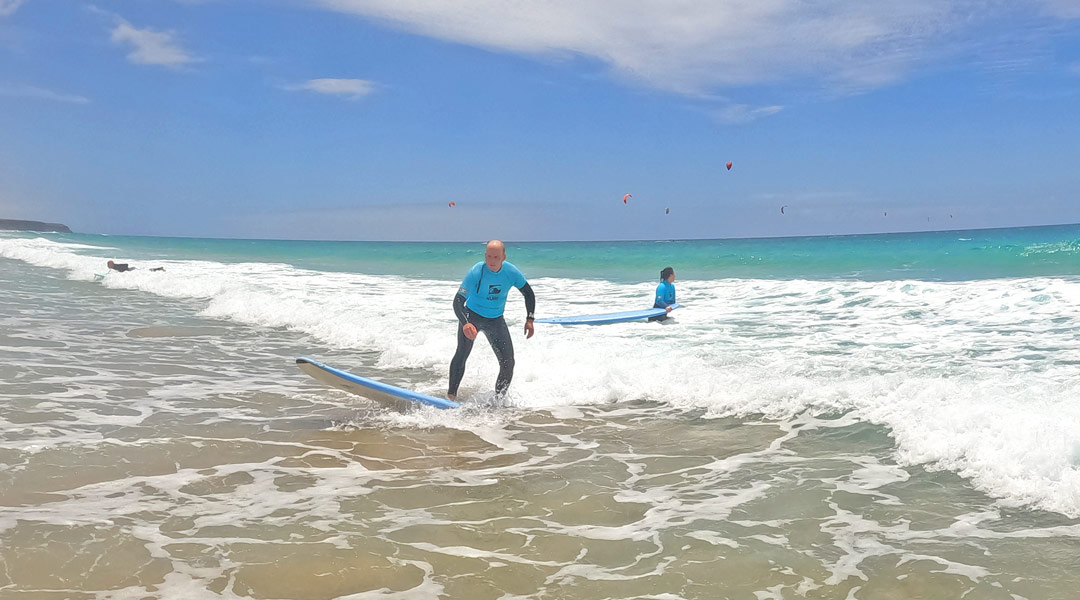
660,266 -> 674,281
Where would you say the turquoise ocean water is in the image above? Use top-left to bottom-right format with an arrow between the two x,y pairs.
35,223 -> 1080,281
1,224 -> 1079,599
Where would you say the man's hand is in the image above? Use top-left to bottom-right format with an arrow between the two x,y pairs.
463,323 -> 478,340
665,305 -> 673,313
524,319 -> 535,339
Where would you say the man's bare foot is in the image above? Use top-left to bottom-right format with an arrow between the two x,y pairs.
446,393 -> 457,401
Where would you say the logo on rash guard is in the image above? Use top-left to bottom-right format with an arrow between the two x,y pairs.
487,284 -> 502,299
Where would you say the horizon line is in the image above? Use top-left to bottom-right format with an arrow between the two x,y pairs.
8,219 -> 1077,245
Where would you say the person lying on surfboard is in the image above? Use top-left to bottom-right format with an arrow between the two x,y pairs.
107,260 -> 135,272
107,260 -> 165,272
448,239 -> 536,401
648,266 -> 676,322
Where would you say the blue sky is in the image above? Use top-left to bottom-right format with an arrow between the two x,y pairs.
1,0 -> 1078,241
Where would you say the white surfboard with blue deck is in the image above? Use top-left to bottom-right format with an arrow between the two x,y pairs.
296,357 -> 460,410
535,303 -> 681,325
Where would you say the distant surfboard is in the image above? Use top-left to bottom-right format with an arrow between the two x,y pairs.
535,303 -> 681,325
296,357 -> 460,410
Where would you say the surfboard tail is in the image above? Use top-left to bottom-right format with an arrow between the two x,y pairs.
296,357 -> 460,410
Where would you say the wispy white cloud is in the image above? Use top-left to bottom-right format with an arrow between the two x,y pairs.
1040,0 -> 1080,19
285,78 -> 377,100
312,0 -> 970,94
710,103 -> 783,124
0,0 -> 26,17
311,0 -> 1073,97
110,20 -> 197,67
0,82 -> 89,103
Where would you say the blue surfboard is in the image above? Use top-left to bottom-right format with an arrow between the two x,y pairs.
296,357 -> 460,410
535,303 -> 681,325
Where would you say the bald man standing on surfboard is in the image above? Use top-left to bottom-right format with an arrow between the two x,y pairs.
448,240 -> 536,401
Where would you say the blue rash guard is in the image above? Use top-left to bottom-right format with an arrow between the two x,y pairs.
654,280 -> 676,308
459,261 -> 528,318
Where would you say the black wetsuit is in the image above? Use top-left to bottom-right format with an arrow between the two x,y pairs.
111,263 -> 133,272
448,284 -> 535,397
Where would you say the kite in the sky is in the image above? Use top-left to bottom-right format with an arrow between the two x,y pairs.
780,205 -> 787,214
448,201 -> 456,208
726,162 -> 733,170
623,193 -> 632,204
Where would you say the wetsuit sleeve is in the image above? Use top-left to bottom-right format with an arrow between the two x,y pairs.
520,283 -> 536,317
453,292 -> 470,324
655,283 -> 667,306
454,264 -> 480,323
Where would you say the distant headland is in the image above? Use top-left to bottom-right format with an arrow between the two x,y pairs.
0,219 -> 72,233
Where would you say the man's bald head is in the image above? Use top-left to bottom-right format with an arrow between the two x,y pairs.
485,240 -> 507,272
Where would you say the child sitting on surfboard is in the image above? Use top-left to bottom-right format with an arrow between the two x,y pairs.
649,266 -> 676,322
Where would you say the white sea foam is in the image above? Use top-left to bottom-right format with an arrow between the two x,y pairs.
3,236 -> 1080,518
